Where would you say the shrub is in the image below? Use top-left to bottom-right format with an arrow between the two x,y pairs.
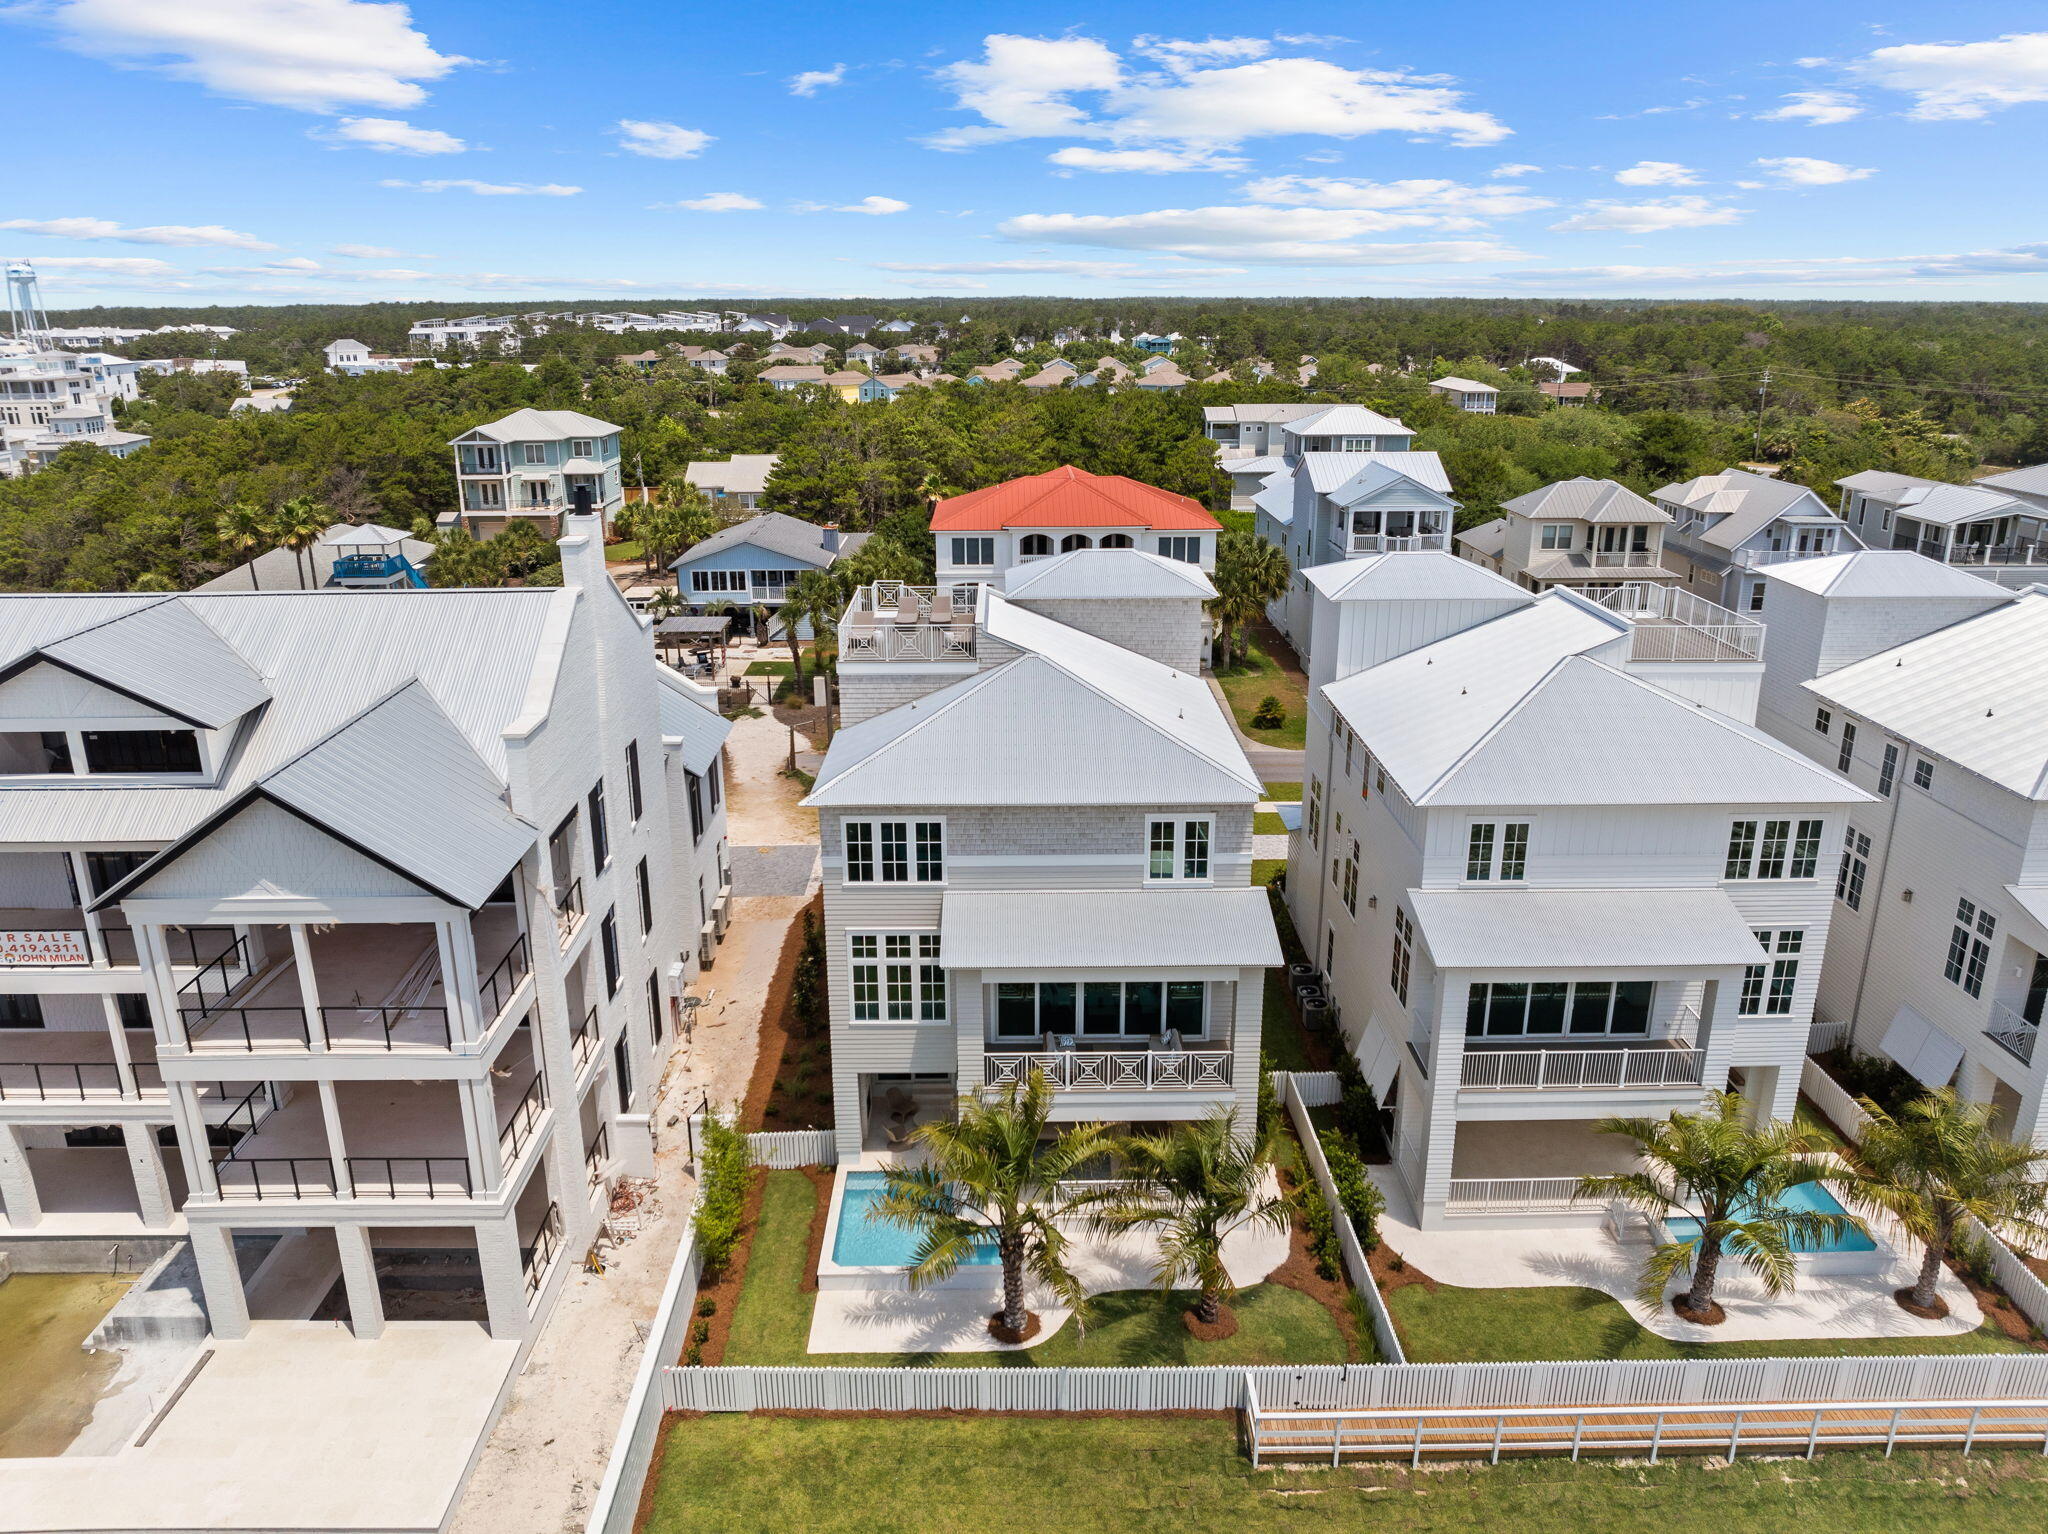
1250,694 -> 1286,730
1329,1051 -> 1385,1157
789,909 -> 825,1036
696,1297 -> 716,1318
1257,1049 -> 1280,1140
1297,1178 -> 1341,1281
1320,1131 -> 1385,1253
1951,1228 -> 1999,1291
1817,1046 -> 1921,1118
692,1112 -> 752,1279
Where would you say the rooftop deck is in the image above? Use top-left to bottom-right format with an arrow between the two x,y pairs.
839,581 -> 985,662
1594,582 -> 1764,663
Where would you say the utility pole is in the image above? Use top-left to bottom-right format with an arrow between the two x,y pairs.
1752,367 -> 1772,461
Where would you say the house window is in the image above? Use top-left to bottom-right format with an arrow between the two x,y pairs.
1465,821 -> 1529,882
1342,839 -> 1359,915
1945,899 -> 1995,998
1465,979 -> 1654,1036
116,993 -> 151,1029
588,781 -> 610,870
1724,819 -> 1823,880
690,569 -> 745,592
647,972 -> 664,1041
1019,534 -> 1053,557
850,934 -> 945,1022
522,442 -> 547,465
625,741 -> 644,822
1099,534 -> 1134,549
600,909 -> 622,996
706,752 -> 722,813
1307,777 -> 1323,848
1837,720 -> 1856,774
1913,759 -> 1935,791
1539,524 -> 1573,550
0,995 -> 46,1028
1146,817 -> 1212,881
1390,906 -> 1413,1006
82,731 -> 201,774
1157,536 -> 1202,562
1878,743 -> 1898,798
684,770 -> 705,844
636,857 -> 654,936
1739,929 -> 1804,1015
949,537 -> 994,567
1814,708 -> 1831,736
1059,534 -> 1094,552
843,820 -> 943,883
1748,582 -> 1766,612
570,438 -> 594,457
996,977 -> 1199,1039
1836,827 -> 1870,911
85,850 -> 151,896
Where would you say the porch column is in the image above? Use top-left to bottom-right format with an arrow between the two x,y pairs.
134,924 -> 186,1050
316,1080 -> 354,1198
101,992 -> 139,1097
169,1083 -> 219,1198
332,1224 -> 385,1340
437,919 -> 483,1044
463,1077 -> 501,1195
475,1217 -> 532,1341
67,851 -> 110,967
288,926 -> 328,1051
122,1120 -> 175,1226
188,1222 -> 250,1337
0,1123 -> 42,1226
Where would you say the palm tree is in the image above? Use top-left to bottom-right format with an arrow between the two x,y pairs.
1578,1093 -> 1860,1322
1835,1088 -> 2048,1316
775,568 -> 845,685
268,496 -> 331,589
870,1069 -> 1117,1339
1207,529 -> 1290,670
216,502 -> 269,588
1073,1110 -> 1289,1326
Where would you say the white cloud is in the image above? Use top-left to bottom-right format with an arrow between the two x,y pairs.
1504,243 -> 2048,289
1241,175 -> 1553,223
789,64 -> 845,96
1753,155 -> 1876,185
1131,35 -> 1272,70
322,116 -> 466,153
330,242 -> 419,257
667,192 -> 763,211
614,119 -> 713,159
0,215 -> 275,249
1849,31 -> 2048,120
925,32 -> 1509,151
1549,196 -> 1743,232
1048,145 -> 1248,173
799,196 -> 907,215
997,205 -> 1522,264
381,178 -> 581,196
874,258 -> 1247,278
1273,32 -> 1353,47
210,260 -> 439,280
1758,89 -> 1864,124
14,254 -> 181,276
1613,160 -> 1700,186
20,0 -> 470,112
1491,162 -> 1542,177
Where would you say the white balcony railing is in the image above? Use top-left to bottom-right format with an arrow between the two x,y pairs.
1731,543 -> 1845,570
840,581 -> 981,662
1443,1177 -> 1586,1212
1593,582 -> 1765,663
1589,548 -> 1663,568
984,1051 -> 1233,1091
1459,1038 -> 1706,1091
1986,1000 -> 2039,1065
1346,531 -> 1446,556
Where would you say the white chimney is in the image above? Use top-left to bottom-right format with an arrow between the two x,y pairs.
557,483 -> 608,590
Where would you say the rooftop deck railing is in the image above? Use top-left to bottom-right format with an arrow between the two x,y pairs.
1594,582 -> 1765,662
840,581 -> 981,662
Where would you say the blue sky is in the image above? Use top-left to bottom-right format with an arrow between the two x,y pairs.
6,1 -> 2048,307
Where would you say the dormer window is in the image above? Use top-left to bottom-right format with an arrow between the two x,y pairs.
83,730 -> 201,774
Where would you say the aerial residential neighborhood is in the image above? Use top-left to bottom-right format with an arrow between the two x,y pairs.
9,7 -> 2048,1534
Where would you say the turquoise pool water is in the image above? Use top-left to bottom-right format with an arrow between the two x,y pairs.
1664,1182 -> 1875,1253
831,1171 -> 1000,1267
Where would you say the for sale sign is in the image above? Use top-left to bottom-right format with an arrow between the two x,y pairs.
0,930 -> 92,965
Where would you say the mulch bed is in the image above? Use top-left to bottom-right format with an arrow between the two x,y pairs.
989,1312 -> 1042,1345
1367,1239 -> 1437,1301
688,1166 -> 769,1366
1183,1306 -> 1239,1342
1268,1164 -> 1368,1360
740,891 -> 829,1132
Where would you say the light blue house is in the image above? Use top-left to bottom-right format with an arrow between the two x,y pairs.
671,512 -> 870,637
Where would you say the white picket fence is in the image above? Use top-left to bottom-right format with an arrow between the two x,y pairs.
1802,1054 -> 2048,1340
1287,1070 -> 1343,1107
585,1207 -> 703,1534
746,1129 -> 837,1169
1279,1073 -> 1406,1364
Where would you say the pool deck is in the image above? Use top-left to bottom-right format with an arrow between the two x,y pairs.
1370,1167 -> 1985,1345
3,1320 -> 517,1534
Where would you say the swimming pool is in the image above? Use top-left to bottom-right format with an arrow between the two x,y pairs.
1661,1182 -> 1885,1275
829,1170 -> 1001,1269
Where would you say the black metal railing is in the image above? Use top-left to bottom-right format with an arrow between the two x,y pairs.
161,925 -> 241,968
182,1006 -> 312,1052
584,1124 -> 609,1189
211,1155 -> 339,1200
175,934 -> 254,1017
521,1202 -> 564,1300
346,1157 -> 475,1199
478,935 -> 531,1022
553,878 -> 585,944
571,1005 -> 599,1073
0,1060 -> 164,1099
322,1005 -> 452,1051
497,1073 -> 548,1167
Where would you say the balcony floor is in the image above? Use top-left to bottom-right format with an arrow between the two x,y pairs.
1449,1118 -> 1645,1179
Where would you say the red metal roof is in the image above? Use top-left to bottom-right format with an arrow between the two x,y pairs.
929,466 -> 1221,532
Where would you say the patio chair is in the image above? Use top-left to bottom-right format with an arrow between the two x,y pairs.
929,590 -> 955,623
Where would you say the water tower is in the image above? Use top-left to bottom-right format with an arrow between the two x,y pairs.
5,261 -> 49,341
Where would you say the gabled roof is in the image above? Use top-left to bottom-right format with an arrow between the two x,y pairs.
1302,452 -> 1451,496
0,598 -> 270,728
1003,548 -> 1216,601
1455,518 -> 1509,561
656,670 -> 733,774
1654,469 -> 1833,551
759,364 -> 829,382
930,466 -> 1220,532
1281,404 -> 1412,438
1882,481 -> 2031,529
1202,403 -> 1328,426
1836,469 -> 1943,498
1251,478 -> 1295,526
456,408 -> 620,444
97,680 -> 533,910
1221,454 -> 1289,479
1304,550 -> 1528,603
673,511 -> 843,569
1759,549 -> 2010,599
1978,464 -> 2048,497
1325,459 -> 1460,511
1805,589 -> 2048,800
1132,363 -> 1193,387
684,454 -> 778,494
1429,376 -> 1498,393
1324,594 -> 1866,808
1503,477 -> 1669,525
807,594 -> 1256,807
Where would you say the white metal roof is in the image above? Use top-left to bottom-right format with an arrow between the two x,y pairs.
1454,519 -> 1509,561
1653,470 -> 1834,552
656,670 -> 733,774
1758,549 -> 2010,599
1222,454 -> 1289,479
1835,469 -> 1943,499
807,594 -> 1258,807
0,597 -> 272,728
1979,464 -> 2048,498
1408,888 -> 1767,969
940,888 -> 1281,969
1304,549 -> 1527,603
1280,404 -> 1413,438
322,523 -> 413,547
674,510 -> 845,568
1251,479 -> 1294,526
1201,403 -> 1330,425
457,407 -> 620,444
1003,548 -> 1216,601
1805,588 -> 2048,799
1428,376 -> 1498,394
1324,594 -> 1867,807
1883,481 -> 2031,529
1502,478 -> 1669,525
1302,451 -> 1451,496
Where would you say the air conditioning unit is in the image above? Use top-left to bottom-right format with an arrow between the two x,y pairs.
698,920 -> 717,969
711,892 -> 731,940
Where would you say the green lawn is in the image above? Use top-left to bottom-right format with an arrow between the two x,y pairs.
722,1173 -> 1347,1368
1251,858 -> 1285,888
1252,811 -> 1288,836
1260,969 -> 1315,1074
1795,1096 -> 1851,1148
744,658 -> 795,676
1214,636 -> 1308,751
645,1415 -> 2048,1534
1260,780 -> 1302,801
1388,1281 -> 2031,1363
